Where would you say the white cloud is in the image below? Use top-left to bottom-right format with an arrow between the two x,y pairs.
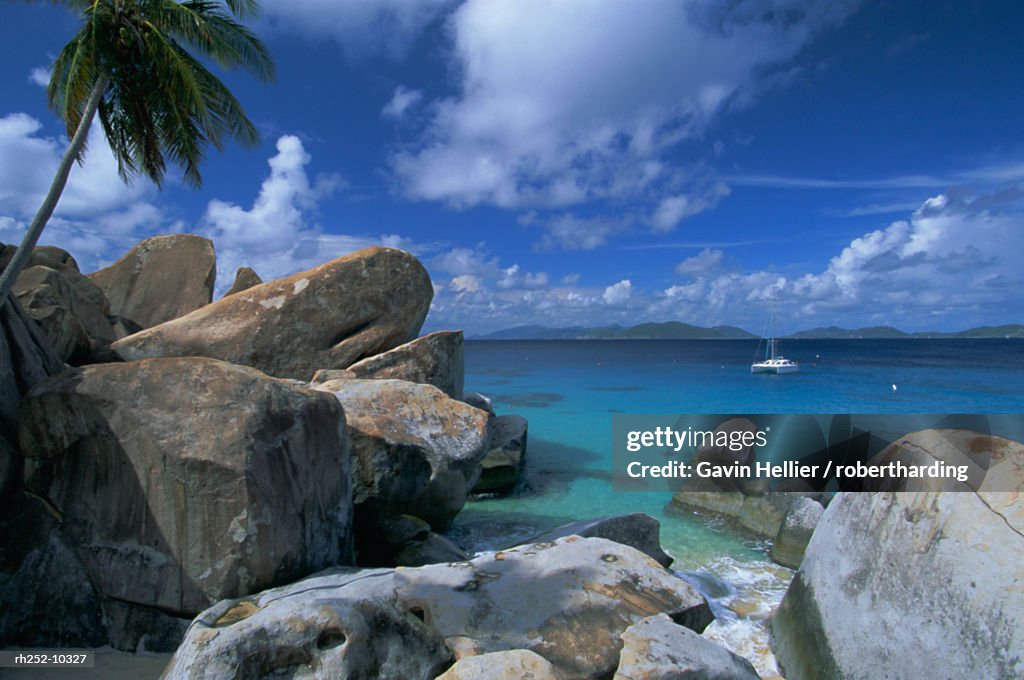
603,279 -> 632,305
432,188 -> 1024,335
382,86 -> 423,119
261,0 -> 453,57
536,213 -> 632,250
675,248 -> 724,276
392,0 -> 858,212
28,66 -> 50,88
200,135 -> 395,295
0,112 -> 153,220
651,183 -> 730,232
450,274 -> 483,293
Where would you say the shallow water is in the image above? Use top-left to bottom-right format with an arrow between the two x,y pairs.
454,339 -> 1024,675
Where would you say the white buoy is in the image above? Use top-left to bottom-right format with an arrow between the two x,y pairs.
892,384 -> 898,391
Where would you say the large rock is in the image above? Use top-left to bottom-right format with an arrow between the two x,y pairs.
12,357 -> 353,649
89,233 -> 216,328
0,295 -> 63,501
862,428 -> 1023,492
1,243 -> 80,274
165,537 -> 711,680
473,414 -> 528,495
162,568 -> 454,680
393,536 -> 713,677
529,513 -> 673,568
772,477 -> 1024,677
770,496 -> 823,569
112,247 -> 432,380
313,378 -> 489,541
224,266 -> 262,297
670,490 -> 804,539
614,613 -> 760,680
346,330 -> 464,399
12,265 -> 116,363
436,650 -> 559,680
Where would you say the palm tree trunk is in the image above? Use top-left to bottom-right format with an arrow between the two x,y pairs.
0,74 -> 109,302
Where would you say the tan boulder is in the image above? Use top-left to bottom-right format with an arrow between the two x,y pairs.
312,378 -> 489,544
436,650 -> 560,680
89,233 -> 216,328
347,330 -> 464,398
112,247 -> 432,380
223,265 -> 262,297
14,357 -> 353,649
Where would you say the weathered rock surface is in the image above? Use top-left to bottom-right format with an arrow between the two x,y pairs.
162,569 -> 453,680
224,266 -> 262,297
614,613 -> 760,680
13,265 -> 116,362
347,330 -> 464,399
473,414 -> 528,495
436,650 -> 559,680
311,368 -> 358,384
313,378 -> 489,537
770,496 -> 823,569
529,513 -> 674,568
12,357 -> 352,649
112,247 -> 432,380
0,295 -> 63,500
393,536 -> 713,677
1,243 -> 80,274
772,484 -> 1024,678
89,234 -> 216,328
863,428 -> 1023,492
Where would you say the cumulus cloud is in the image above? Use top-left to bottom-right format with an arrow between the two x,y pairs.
0,113 -> 152,220
675,248 -> 724,276
603,279 -> 632,305
392,0 -> 858,213
199,135 -> 399,295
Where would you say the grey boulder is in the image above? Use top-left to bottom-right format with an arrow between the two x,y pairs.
393,536 -> 712,677
772,472 -> 1024,678
769,496 -> 823,569
614,613 -> 760,680
162,569 -> 453,680
436,650 -> 559,680
473,414 -> 528,495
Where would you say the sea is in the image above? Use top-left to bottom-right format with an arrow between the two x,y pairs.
449,338 -> 1024,677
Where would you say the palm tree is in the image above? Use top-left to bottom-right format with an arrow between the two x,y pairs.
0,0 -> 274,300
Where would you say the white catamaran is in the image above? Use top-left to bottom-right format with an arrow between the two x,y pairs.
751,301 -> 799,374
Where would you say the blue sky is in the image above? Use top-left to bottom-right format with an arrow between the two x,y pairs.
2,0 -> 1023,335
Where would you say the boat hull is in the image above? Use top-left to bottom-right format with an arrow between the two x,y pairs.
751,361 -> 800,374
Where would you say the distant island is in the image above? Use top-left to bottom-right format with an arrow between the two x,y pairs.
471,322 -> 1024,340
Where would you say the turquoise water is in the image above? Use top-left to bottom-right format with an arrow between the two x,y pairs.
451,339 -> 1024,675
